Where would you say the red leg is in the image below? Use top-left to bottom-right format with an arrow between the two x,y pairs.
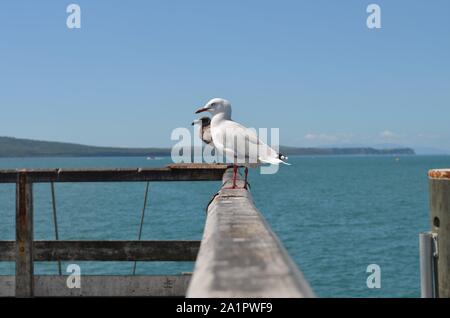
224,165 -> 238,189
232,165 -> 238,188
244,167 -> 248,189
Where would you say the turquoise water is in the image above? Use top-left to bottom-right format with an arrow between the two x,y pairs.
0,155 -> 449,297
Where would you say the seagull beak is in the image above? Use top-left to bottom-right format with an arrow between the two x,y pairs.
191,119 -> 200,126
195,107 -> 210,114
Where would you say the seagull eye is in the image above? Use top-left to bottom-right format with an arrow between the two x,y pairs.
210,103 -> 215,108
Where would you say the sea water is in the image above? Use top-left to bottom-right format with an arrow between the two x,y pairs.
0,155 -> 449,297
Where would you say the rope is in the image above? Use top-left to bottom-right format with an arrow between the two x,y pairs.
132,181 -> 150,275
50,182 -> 62,275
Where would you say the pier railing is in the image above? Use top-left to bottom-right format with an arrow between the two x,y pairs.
0,163 -> 314,297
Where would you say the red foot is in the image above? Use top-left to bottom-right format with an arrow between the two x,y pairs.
223,184 -> 248,190
223,185 -> 238,190
222,165 -> 250,190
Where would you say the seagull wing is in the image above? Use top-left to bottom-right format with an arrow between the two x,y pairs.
213,120 -> 289,165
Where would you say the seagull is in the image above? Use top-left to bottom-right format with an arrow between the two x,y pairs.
191,116 -> 214,146
195,98 -> 289,189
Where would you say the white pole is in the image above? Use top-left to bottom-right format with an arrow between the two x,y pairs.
419,232 -> 434,298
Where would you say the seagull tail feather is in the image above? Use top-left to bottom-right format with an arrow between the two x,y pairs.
259,155 -> 291,166
278,153 -> 291,165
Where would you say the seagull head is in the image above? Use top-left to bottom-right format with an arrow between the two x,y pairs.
195,98 -> 231,119
191,116 -> 211,126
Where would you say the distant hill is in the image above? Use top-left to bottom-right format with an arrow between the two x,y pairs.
0,137 -> 169,157
280,146 -> 415,156
0,136 -> 415,157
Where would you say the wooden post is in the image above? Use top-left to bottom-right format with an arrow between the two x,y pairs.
15,171 -> 34,297
428,169 -> 450,298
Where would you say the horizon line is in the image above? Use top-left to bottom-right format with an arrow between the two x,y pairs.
0,135 -> 419,151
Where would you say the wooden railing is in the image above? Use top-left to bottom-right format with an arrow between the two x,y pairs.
0,164 -> 227,297
0,163 -> 314,297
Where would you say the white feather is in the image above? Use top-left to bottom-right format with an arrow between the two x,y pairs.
210,111 -> 289,166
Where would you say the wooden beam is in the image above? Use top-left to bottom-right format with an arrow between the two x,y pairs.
0,241 -> 14,260
0,169 -> 17,183
187,168 -> 315,298
0,164 -> 229,184
15,171 -> 34,297
0,275 -> 191,297
0,240 -> 200,261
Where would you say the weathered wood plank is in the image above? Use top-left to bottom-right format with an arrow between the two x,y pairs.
429,169 -> 450,297
15,171 -> 34,297
0,275 -> 191,297
168,163 -> 229,170
0,240 -> 200,261
0,241 -> 14,260
0,164 -> 229,183
0,169 -> 17,183
187,168 -> 315,298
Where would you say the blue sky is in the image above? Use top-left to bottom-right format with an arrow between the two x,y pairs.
1,1 -> 449,151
